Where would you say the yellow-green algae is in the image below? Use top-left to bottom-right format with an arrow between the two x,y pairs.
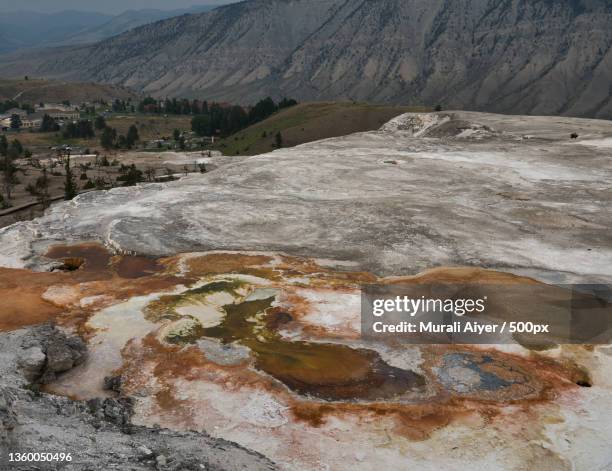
144,280 -> 244,322
149,282 -> 426,402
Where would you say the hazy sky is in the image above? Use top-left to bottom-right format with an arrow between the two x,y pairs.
0,0 -> 237,14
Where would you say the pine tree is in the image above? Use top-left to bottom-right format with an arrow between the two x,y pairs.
64,156 -> 78,200
126,125 -> 139,147
275,131 -> 283,148
40,114 -> 59,132
191,115 -> 211,136
10,139 -> 23,156
94,115 -> 106,130
10,114 -> 22,130
37,165 -> 50,209
100,127 -> 116,149
0,135 -> 14,201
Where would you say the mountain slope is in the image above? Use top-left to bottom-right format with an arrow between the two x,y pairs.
0,31 -> 20,55
214,101 -> 424,155
1,0 -> 611,118
53,5 -> 219,46
0,78 -> 138,104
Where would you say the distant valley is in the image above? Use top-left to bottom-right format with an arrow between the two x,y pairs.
0,5 -> 218,52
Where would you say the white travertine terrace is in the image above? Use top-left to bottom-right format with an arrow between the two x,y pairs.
1,112 -> 612,470
2,112 -> 611,285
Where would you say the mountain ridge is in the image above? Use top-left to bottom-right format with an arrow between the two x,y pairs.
1,0 -> 611,118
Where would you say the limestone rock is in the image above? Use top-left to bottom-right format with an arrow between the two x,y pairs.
16,346 -> 46,382
40,329 -> 87,383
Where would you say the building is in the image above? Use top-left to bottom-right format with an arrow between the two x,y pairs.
4,108 -> 28,118
42,109 -> 80,121
1,109 -> 29,129
20,116 -> 43,129
0,105 -> 78,131
36,103 -> 77,112
0,113 -> 42,130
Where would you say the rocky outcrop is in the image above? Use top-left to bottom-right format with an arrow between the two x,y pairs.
15,346 -> 46,383
16,323 -> 87,383
87,396 -> 134,429
0,325 -> 277,470
1,0 -> 611,118
0,389 -> 17,443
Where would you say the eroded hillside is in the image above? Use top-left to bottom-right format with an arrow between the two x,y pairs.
1,0 -> 611,117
